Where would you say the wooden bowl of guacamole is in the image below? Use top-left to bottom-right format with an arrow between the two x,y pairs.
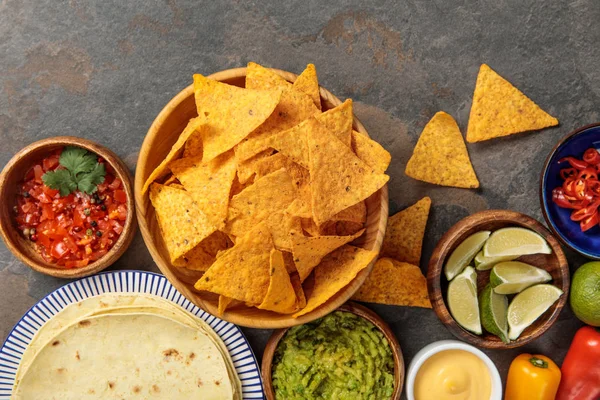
262,302 -> 404,399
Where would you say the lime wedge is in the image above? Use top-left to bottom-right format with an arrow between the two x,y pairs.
479,284 -> 509,343
447,266 -> 482,335
490,261 -> 552,294
483,227 -> 551,258
474,251 -> 516,271
507,284 -> 563,340
444,231 -> 491,281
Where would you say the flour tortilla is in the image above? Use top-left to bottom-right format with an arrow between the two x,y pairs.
13,294 -> 241,400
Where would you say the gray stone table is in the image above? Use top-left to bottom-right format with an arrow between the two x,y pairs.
1,0 -> 596,397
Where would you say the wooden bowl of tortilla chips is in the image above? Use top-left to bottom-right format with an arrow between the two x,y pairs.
135,63 -> 390,328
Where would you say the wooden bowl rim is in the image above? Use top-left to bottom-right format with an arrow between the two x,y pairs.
427,209 -> 569,349
261,302 -> 404,400
0,136 -> 137,278
134,67 -> 389,329
539,121 -> 600,260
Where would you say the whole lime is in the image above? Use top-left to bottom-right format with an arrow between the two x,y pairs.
570,262 -> 600,326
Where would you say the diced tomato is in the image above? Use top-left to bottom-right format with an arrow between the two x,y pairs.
40,204 -> 55,221
42,155 -> 60,172
114,189 -> 127,204
109,178 -> 122,190
33,165 -> 44,183
42,184 -> 59,198
51,241 -> 70,259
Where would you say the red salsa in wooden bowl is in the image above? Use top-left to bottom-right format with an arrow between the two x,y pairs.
13,146 -> 128,268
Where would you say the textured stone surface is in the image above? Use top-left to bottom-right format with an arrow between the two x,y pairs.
0,0 -> 596,395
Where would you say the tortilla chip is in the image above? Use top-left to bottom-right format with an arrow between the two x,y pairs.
226,169 -> 297,250
292,64 -> 321,110
236,149 -> 275,184
193,74 -> 281,161
314,99 -> 353,146
291,229 -> 365,282
170,151 -> 237,230
258,249 -> 297,313
149,183 -> 215,263
246,62 -> 291,91
352,258 -> 431,308
308,127 -> 389,225
332,201 -> 366,223
230,173 -> 250,198
335,221 -> 365,236
466,64 -> 559,143
234,88 -> 319,162
380,197 -> 431,265
163,175 -> 179,186
405,112 -> 479,189
174,230 -> 232,271
290,273 -> 306,310
195,221 -> 273,305
254,153 -> 309,189
183,130 -> 203,158
293,245 -> 377,317
217,296 -> 233,316
142,117 -> 205,194
352,130 -> 391,174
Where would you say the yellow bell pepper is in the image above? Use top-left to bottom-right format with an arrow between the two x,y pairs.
505,353 -> 561,400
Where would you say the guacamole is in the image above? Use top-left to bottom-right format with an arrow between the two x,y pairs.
272,311 -> 394,399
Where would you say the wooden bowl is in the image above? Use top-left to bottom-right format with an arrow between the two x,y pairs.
261,302 -> 404,400
427,210 -> 569,349
0,137 -> 136,278
134,67 -> 388,328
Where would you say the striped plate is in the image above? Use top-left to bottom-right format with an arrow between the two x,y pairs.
0,270 -> 264,399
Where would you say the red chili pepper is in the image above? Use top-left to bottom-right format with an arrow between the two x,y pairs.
560,168 -> 578,180
552,188 -> 577,209
580,211 -> 599,231
556,326 -> 600,400
578,167 -> 599,181
559,156 -> 589,170
583,148 -> 600,165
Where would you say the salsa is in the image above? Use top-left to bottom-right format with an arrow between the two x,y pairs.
552,147 -> 600,232
272,311 -> 394,400
14,147 -> 127,268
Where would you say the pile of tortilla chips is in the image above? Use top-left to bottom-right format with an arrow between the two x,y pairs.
352,197 -> 432,308
144,62 -> 391,317
405,64 -> 558,189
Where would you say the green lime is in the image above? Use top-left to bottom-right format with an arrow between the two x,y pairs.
444,231 -> 490,281
490,261 -> 552,294
474,251 -> 516,271
479,284 -> 509,343
483,227 -> 551,258
507,284 -> 563,340
570,262 -> 600,326
447,266 -> 482,335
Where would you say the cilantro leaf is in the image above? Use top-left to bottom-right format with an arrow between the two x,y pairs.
76,162 -> 106,194
59,146 -> 97,176
42,169 -> 78,196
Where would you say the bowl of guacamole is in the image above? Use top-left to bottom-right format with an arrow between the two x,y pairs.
262,303 -> 404,400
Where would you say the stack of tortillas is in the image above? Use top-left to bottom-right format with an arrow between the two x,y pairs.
11,293 -> 241,399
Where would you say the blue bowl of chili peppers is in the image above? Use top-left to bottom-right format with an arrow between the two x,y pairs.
541,123 -> 600,259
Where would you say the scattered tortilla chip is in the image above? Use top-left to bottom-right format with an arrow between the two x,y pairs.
352,258 -> 431,308
314,99 -> 353,146
466,64 -> 559,143
308,127 -> 389,225
352,130 -> 391,174
193,74 -> 281,162
291,229 -> 365,282
234,88 -> 319,162
332,201 -> 366,223
258,249 -> 297,313
286,198 -> 313,220
405,112 -> 479,189
195,221 -> 273,305
290,273 -> 306,310
149,183 -> 215,263
293,63 -> 321,110
281,251 -> 298,275
230,174 -> 250,198
217,296 -> 233,316
163,175 -> 179,186
142,117 -> 205,194
294,245 -> 377,317
226,169 -> 297,250
174,230 -> 232,271
183,129 -> 203,158
170,151 -> 237,230
380,197 -> 431,265
236,149 -> 275,184
246,62 -> 292,91
335,221 -> 365,236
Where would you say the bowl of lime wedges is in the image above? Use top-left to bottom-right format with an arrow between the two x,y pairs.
427,210 -> 569,349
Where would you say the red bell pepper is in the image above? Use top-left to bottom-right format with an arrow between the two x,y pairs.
556,326 -> 600,400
